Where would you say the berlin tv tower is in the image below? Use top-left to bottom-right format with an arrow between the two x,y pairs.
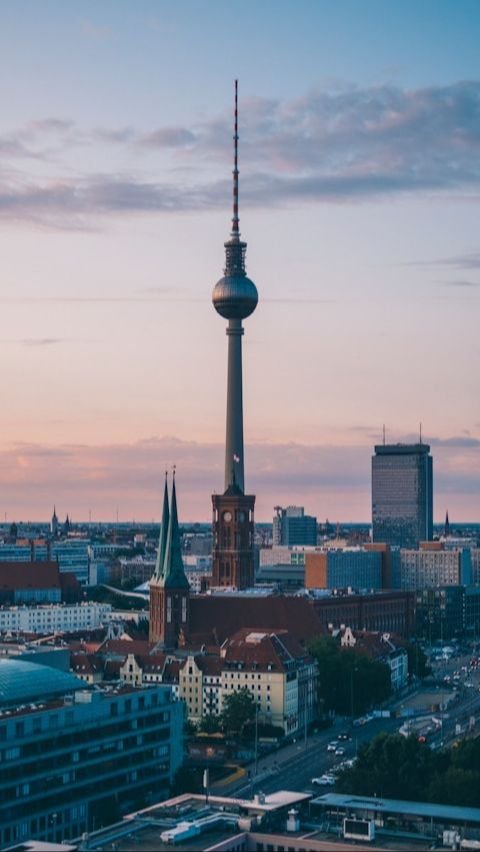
212,79 -> 258,494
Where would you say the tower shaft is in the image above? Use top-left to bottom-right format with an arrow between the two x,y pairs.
225,318 -> 244,492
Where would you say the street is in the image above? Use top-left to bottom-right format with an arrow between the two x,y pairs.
229,715 -> 400,797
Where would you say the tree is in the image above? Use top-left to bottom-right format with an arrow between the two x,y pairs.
308,637 -> 391,716
199,714 -> 223,734
171,766 -> 203,796
221,688 -> 256,736
337,732 -> 435,800
336,732 -> 480,808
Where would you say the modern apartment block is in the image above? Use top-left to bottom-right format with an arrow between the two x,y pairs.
273,506 -> 317,546
0,539 -> 90,585
397,546 -> 471,590
0,658 -> 184,847
0,601 -> 111,634
305,548 -> 382,591
372,443 -> 433,548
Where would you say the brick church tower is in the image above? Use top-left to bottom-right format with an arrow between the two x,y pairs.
149,473 -> 190,647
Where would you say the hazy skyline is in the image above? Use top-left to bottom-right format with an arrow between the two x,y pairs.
1,1 -> 479,521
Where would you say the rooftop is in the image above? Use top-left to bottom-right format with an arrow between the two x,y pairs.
0,657 -> 83,708
312,792 -> 480,824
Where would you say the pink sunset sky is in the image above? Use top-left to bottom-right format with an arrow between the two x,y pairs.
1,1 -> 479,523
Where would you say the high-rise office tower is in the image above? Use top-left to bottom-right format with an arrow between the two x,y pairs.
211,82 -> 257,589
372,443 -> 433,548
273,506 -> 318,546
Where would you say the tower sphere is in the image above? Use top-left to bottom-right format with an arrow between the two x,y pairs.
212,272 -> 258,320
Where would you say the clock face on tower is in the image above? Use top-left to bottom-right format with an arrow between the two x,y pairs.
223,511 -> 232,522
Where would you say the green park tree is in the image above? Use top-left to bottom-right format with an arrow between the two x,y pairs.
336,732 -> 480,808
308,636 -> 391,716
221,687 -> 256,736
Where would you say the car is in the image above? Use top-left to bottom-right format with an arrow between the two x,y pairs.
335,746 -> 346,756
337,731 -> 351,741
312,774 -> 335,786
327,741 -> 338,752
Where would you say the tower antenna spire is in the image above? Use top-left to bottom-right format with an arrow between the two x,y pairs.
232,79 -> 239,237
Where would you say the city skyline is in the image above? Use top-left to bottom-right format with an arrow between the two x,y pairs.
1,1 -> 479,521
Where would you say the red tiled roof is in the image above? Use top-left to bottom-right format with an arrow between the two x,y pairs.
188,596 -> 322,646
70,652 -> 102,675
98,638 -> 154,657
140,653 -> 168,673
221,630 -> 306,673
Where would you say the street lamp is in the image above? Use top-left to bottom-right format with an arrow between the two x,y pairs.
254,702 -> 259,778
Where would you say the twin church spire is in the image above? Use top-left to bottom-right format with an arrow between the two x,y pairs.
153,470 -> 189,590
149,470 -> 190,647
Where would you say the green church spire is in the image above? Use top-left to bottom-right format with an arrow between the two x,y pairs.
153,471 -> 169,581
161,470 -> 189,590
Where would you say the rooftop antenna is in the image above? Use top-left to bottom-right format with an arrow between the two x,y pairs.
382,424 -> 386,446
419,422 -> 422,445
232,78 -> 239,237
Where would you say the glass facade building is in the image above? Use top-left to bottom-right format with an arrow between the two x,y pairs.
372,443 -> 433,549
0,660 -> 184,847
272,506 -> 317,546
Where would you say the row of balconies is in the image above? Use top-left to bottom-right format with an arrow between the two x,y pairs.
0,738 -> 172,819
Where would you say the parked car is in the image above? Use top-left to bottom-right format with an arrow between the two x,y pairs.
327,740 -> 338,752
335,746 -> 346,756
312,774 -> 335,786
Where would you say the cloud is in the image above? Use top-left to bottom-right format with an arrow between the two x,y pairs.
0,337 -> 64,346
20,338 -> 63,347
441,279 -> 480,288
407,251 -> 480,270
1,434 -> 479,522
27,118 -> 75,135
1,79 -> 480,226
429,435 -> 480,448
139,128 -> 196,148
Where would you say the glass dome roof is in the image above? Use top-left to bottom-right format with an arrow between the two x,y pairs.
0,658 -> 84,708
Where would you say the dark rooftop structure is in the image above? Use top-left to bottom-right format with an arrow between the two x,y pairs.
0,657 -> 83,708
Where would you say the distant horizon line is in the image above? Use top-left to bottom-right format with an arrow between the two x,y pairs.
2,519 -> 476,528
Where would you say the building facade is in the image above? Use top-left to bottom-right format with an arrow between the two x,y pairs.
273,506 -> 317,546
372,443 -> 433,548
0,659 -> 184,847
311,590 -> 415,638
398,547 -> 471,590
305,549 -> 383,591
0,602 -> 111,634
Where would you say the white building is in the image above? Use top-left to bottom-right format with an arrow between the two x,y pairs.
0,602 -> 111,634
